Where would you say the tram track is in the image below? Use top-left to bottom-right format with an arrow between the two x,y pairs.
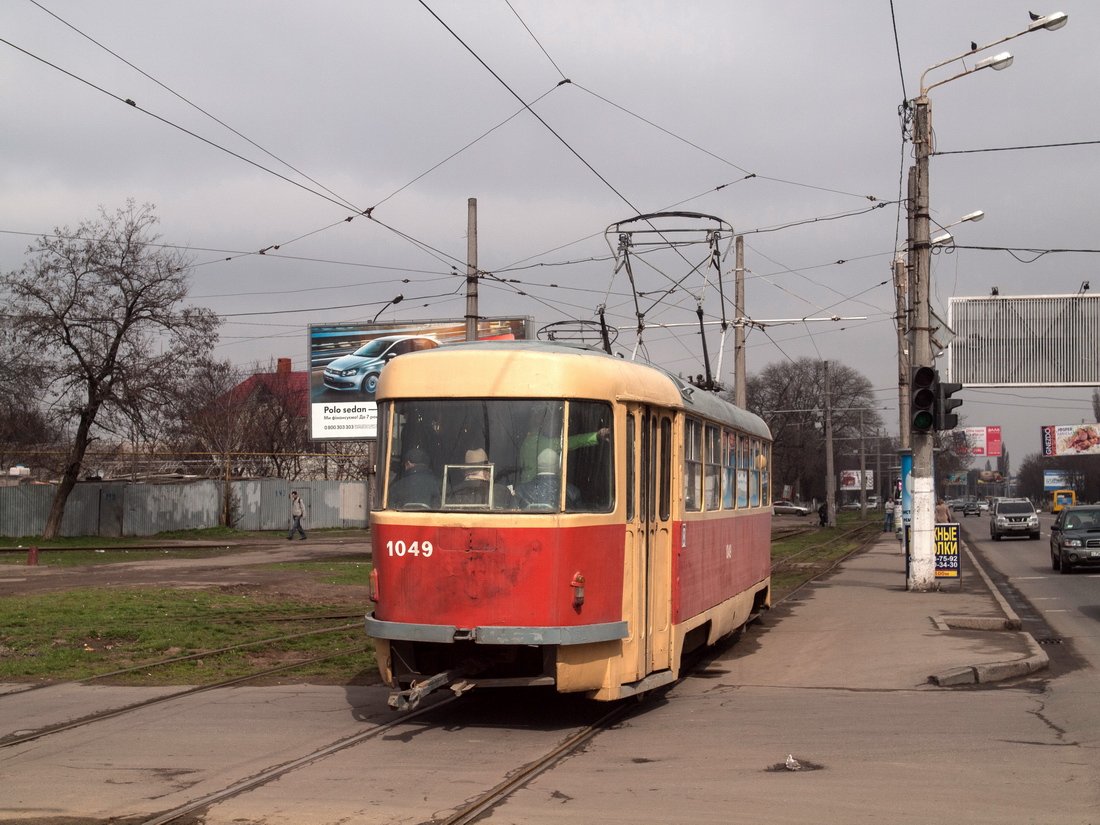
132,689 -> 642,825
0,626 -> 364,748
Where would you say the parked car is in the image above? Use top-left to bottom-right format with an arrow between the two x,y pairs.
962,501 -> 981,517
322,335 -> 439,395
989,498 -> 1040,541
1049,505 -> 1100,574
773,500 -> 810,516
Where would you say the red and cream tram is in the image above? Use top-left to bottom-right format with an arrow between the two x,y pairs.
366,341 -> 772,709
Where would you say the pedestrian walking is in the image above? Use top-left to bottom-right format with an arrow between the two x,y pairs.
288,490 -> 307,540
935,498 -> 950,524
883,498 -> 895,532
818,501 -> 828,527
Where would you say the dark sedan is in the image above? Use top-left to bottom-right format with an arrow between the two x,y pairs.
1050,505 -> 1100,574
962,501 -> 981,517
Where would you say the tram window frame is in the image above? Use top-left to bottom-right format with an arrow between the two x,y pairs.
703,424 -> 721,511
760,442 -> 771,505
626,413 -> 635,521
722,430 -> 736,509
374,401 -> 391,511
736,434 -> 749,508
659,416 -> 672,521
684,417 -> 702,512
749,438 -> 762,506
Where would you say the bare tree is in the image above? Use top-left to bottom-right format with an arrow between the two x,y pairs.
746,358 -> 883,502
2,201 -> 219,538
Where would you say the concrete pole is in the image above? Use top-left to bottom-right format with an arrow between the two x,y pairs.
894,256 -> 910,451
465,197 -> 479,342
908,97 -> 936,590
824,360 -> 836,527
858,409 -> 867,513
734,235 -> 746,408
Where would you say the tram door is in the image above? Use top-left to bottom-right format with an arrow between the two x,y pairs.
627,405 -> 673,677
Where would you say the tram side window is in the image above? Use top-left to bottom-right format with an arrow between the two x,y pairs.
704,424 -> 721,511
684,417 -> 702,512
565,400 -> 613,513
760,442 -> 771,506
736,434 -> 749,508
722,430 -> 736,509
749,438 -> 762,506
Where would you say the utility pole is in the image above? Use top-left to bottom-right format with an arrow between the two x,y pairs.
824,360 -> 836,527
734,235 -> 746,408
908,97 -> 936,590
465,197 -> 479,342
894,256 -> 910,451
858,409 -> 867,512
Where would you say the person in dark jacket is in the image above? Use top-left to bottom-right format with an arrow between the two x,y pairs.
818,501 -> 829,527
388,447 -> 440,509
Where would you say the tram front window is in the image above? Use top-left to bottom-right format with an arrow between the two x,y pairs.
384,399 -> 613,513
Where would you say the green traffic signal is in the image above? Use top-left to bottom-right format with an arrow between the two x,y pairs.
911,366 -> 936,433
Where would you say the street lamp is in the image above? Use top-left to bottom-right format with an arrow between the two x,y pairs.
372,294 -> 404,323
931,208 -> 984,245
905,12 -> 1067,592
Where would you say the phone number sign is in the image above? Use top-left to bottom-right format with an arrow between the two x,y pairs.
935,523 -> 960,579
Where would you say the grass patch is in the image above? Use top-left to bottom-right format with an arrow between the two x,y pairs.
0,526 -> 369,551
0,546 -> 246,567
770,512 -> 882,600
0,587 -> 373,685
259,559 -> 372,586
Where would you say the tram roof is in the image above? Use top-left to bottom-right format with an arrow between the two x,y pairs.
377,340 -> 771,439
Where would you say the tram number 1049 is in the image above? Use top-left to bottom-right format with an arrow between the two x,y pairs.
385,540 -> 434,558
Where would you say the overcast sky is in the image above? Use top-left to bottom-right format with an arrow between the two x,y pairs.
2,1 -> 1096,467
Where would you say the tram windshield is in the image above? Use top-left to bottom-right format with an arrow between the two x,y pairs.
382,399 -> 613,513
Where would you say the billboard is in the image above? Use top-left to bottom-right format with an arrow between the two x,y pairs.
839,469 -> 874,491
308,317 -> 531,440
1043,470 -> 1073,490
1041,423 -> 1100,457
961,425 -> 1002,457
949,294 -> 1100,387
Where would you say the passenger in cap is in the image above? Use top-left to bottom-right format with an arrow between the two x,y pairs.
388,446 -> 440,509
447,447 -> 514,508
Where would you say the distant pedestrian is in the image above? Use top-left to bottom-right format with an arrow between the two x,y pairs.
818,501 -> 828,527
288,490 -> 307,540
935,498 -> 950,524
883,498 -> 895,532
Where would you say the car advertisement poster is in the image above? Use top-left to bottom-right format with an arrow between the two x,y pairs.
1041,423 -> 1100,457
839,469 -> 874,491
308,317 -> 531,440
962,425 -> 1002,457
1043,470 -> 1073,490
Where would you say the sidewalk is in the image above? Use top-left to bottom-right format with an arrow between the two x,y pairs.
727,530 -> 1048,691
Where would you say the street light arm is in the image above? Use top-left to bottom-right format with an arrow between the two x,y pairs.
918,11 -> 1067,95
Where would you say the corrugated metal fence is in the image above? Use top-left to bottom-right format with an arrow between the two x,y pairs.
0,479 -> 369,537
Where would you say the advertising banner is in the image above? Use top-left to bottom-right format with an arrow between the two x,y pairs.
308,317 -> 530,440
1043,470 -> 1073,490
934,523 -> 960,579
839,469 -> 874,491
1041,423 -> 1100,457
961,425 -> 1002,457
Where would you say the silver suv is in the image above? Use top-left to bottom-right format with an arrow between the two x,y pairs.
990,498 -> 1040,541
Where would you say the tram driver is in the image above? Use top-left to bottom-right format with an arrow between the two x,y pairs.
387,447 -> 440,510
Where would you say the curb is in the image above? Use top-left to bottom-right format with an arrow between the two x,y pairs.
927,541 -> 1049,686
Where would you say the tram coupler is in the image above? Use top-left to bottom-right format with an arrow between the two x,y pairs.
388,668 -> 466,712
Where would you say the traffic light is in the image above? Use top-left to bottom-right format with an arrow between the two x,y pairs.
910,366 -> 936,433
936,379 -> 963,430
